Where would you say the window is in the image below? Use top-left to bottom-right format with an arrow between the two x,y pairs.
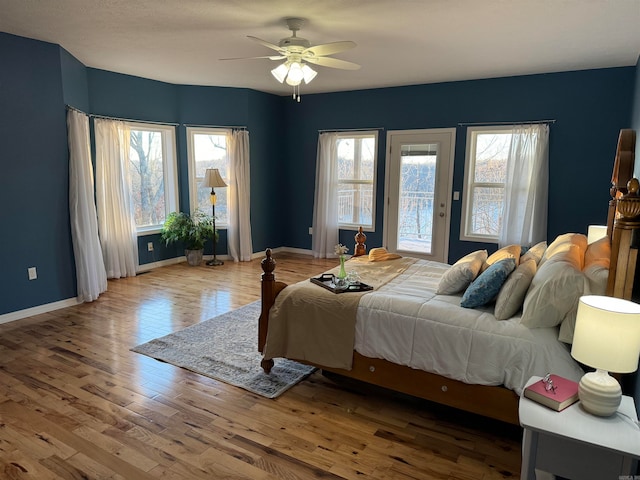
336,132 -> 377,229
186,127 -> 229,226
461,126 -> 511,241
127,122 -> 178,233
461,124 -> 549,243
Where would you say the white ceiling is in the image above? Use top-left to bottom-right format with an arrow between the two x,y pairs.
1,0 -> 639,97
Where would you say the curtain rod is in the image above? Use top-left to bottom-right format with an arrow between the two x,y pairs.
318,127 -> 385,133
457,119 -> 556,127
65,105 -> 88,116
64,106 -> 179,126
183,123 -> 247,129
89,113 -> 179,126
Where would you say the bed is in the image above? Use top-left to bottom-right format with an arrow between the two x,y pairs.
258,130 -> 638,425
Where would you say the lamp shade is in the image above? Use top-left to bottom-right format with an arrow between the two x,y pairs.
201,168 -> 227,188
301,64 -> 317,84
571,295 -> 640,373
271,63 -> 288,83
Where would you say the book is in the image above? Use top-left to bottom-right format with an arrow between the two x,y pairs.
524,374 -> 579,411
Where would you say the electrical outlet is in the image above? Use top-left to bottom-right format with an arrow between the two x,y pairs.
453,191 -> 460,201
147,242 -> 154,252
308,227 -> 313,235
28,267 -> 37,280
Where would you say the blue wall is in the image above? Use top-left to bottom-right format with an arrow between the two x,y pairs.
0,30 -> 637,319
0,33 -> 76,315
283,69 -> 635,262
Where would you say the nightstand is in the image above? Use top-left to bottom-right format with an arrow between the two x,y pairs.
520,376 -> 640,480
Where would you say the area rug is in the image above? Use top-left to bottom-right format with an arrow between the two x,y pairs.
131,301 -> 315,398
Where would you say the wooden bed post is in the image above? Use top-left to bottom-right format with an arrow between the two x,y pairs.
354,226 -> 367,257
259,249 -> 286,373
607,179 -> 640,300
608,129 -> 636,238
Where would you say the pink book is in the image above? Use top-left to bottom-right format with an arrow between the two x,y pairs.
524,374 -> 579,411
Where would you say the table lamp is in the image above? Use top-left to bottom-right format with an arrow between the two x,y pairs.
201,168 -> 227,266
571,295 -> 640,416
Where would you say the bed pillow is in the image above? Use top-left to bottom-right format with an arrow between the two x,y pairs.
494,258 -> 537,320
584,236 -> 610,269
461,258 -> 516,308
520,255 -> 586,329
520,241 -> 547,265
480,244 -> 521,273
436,249 -> 488,295
539,233 -> 587,268
557,259 -> 609,344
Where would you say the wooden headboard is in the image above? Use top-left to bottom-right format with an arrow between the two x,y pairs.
606,129 -> 638,300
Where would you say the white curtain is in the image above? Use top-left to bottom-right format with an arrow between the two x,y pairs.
499,123 -> 550,248
67,109 -> 108,301
94,118 -> 138,278
312,132 -> 339,258
227,129 -> 253,262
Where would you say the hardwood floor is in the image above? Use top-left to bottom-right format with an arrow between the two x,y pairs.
0,252 -> 522,479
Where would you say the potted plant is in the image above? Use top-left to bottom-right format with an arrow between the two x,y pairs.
161,210 -> 216,266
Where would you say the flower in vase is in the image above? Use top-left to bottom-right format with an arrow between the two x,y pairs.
334,243 -> 349,256
334,244 -> 349,281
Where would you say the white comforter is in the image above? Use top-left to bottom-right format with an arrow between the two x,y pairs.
354,258 -> 584,394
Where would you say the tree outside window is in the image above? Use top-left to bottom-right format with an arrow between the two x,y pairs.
127,123 -> 178,233
336,132 -> 377,229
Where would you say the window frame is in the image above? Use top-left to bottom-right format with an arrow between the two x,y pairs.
336,130 -> 378,231
126,121 -> 179,235
460,125 -> 511,243
186,126 -> 230,228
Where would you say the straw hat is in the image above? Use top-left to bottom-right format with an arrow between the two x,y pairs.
368,247 -> 402,262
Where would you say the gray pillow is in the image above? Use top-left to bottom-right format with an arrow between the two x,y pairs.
436,250 -> 488,295
494,258 -> 537,320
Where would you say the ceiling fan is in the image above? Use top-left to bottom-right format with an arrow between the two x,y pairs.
221,18 -> 360,101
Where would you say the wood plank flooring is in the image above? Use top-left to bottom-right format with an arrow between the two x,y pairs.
0,252 -> 522,479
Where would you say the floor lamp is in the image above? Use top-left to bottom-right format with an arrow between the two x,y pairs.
202,168 -> 227,266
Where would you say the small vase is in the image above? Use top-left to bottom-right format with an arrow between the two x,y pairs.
338,255 -> 347,280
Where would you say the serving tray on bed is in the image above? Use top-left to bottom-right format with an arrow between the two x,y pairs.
310,273 -> 373,294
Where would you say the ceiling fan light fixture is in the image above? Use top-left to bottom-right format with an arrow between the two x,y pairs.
271,63 -> 288,83
286,62 -> 304,83
301,64 -> 317,84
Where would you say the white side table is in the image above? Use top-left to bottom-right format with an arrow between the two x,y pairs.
520,376 -> 640,480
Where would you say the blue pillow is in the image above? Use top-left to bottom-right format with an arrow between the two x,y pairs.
460,258 -> 517,308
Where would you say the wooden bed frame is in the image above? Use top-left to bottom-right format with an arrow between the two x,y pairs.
259,132 -> 638,426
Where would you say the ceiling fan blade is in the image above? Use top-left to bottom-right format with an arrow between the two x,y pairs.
303,41 -> 356,57
247,36 -> 284,53
220,55 -> 285,61
305,56 -> 361,70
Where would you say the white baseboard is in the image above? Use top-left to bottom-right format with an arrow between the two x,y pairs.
1,248 -> 315,324
0,297 -> 81,325
137,256 -> 183,272
274,246 -> 313,256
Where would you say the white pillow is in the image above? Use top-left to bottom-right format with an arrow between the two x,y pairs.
520,241 -> 547,265
520,253 -> 586,329
494,258 -> 537,320
480,244 -> 521,273
436,250 -> 488,295
559,258 -> 610,344
539,233 -> 587,268
584,236 -> 610,269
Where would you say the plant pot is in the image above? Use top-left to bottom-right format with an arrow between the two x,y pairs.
185,249 -> 204,266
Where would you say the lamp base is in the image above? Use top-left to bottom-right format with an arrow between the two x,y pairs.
206,258 -> 224,266
578,369 -> 622,416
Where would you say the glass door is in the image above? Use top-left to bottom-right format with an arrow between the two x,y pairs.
385,129 -> 455,263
